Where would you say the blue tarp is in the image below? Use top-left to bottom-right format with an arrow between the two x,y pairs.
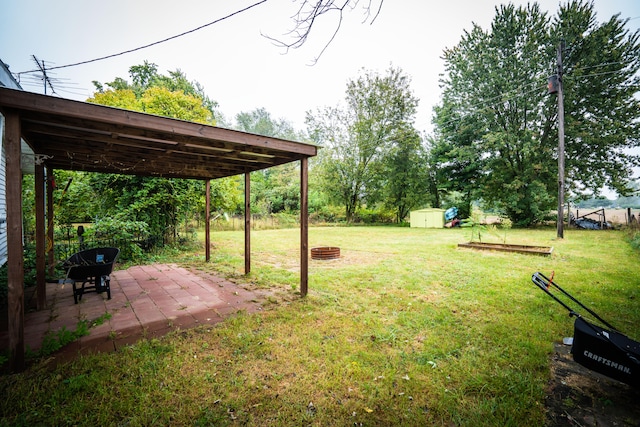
445,207 -> 458,221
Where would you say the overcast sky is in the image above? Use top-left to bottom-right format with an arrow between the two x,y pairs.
1,0 -> 639,135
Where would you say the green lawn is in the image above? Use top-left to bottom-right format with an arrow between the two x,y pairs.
2,226 -> 639,426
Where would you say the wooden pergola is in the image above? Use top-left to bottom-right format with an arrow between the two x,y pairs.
0,87 -> 317,371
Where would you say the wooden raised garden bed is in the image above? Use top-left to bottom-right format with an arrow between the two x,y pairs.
458,242 -> 553,256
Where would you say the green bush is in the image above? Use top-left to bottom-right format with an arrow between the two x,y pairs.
309,205 -> 346,224
353,207 -> 395,224
88,217 -> 150,260
271,212 -> 299,227
628,229 -> 640,250
0,248 -> 37,309
0,244 -> 67,310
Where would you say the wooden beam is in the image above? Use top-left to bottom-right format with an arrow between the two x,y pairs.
205,180 -> 210,262
244,172 -> 251,275
0,87 -> 318,156
1,87 -> 317,182
5,110 -> 25,372
47,166 -> 54,277
35,162 -> 46,310
300,158 -> 309,297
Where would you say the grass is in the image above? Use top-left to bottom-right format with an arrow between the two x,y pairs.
1,226 -> 639,426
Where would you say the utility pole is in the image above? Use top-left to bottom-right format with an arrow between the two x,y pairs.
556,41 -> 566,239
547,41 -> 567,238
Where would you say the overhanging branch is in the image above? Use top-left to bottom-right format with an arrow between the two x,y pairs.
263,0 -> 384,64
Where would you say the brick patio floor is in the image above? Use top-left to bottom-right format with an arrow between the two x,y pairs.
1,264 -> 264,364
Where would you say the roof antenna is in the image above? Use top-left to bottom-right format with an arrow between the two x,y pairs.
31,55 -> 56,95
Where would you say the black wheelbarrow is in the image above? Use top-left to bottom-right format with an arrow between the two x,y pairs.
63,247 -> 120,304
532,272 -> 640,388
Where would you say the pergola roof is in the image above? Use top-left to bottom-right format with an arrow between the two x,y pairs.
1,86 -> 315,372
0,87 -> 317,180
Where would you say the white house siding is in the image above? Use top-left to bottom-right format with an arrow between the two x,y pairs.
1,59 -> 24,266
0,136 -> 6,266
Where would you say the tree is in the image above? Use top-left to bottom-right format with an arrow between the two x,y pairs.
555,1 -> 640,196
84,63 -> 232,241
86,175 -> 198,240
235,107 -> 302,140
89,61 -> 217,124
234,108 -> 306,215
432,1 -> 640,226
380,127 -> 430,223
307,66 -> 419,222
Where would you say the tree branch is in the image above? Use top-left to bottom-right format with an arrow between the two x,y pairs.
262,0 -> 384,64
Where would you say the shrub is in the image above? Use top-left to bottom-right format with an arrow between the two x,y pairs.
309,205 -> 347,224
87,217 -> 150,260
628,229 -> 640,251
0,248 -> 39,311
353,207 -> 395,224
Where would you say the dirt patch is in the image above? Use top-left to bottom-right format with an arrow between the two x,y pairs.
546,342 -> 640,426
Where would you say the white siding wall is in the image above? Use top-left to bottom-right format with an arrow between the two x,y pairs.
0,121 -> 6,266
1,59 -> 23,266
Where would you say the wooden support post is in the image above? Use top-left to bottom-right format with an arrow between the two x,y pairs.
244,172 -> 251,275
47,166 -> 55,277
5,110 -> 25,372
300,158 -> 309,297
35,162 -> 46,310
205,179 -> 211,262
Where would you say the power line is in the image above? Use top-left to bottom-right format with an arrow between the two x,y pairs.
571,60 -> 638,73
435,59 -> 638,131
16,0 -> 267,76
567,68 -> 639,80
437,77 -> 548,120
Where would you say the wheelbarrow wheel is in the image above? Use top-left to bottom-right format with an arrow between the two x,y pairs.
72,281 -> 85,304
101,275 -> 112,300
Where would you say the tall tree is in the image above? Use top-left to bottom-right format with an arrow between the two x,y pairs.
432,1 -> 640,226
84,63 -> 234,240
307,66 -> 419,222
234,108 -> 305,215
89,61 -> 217,124
92,61 -> 219,122
381,127 -> 430,223
555,1 -> 640,195
235,107 -> 302,140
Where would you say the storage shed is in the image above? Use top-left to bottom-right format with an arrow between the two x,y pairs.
410,208 -> 445,228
